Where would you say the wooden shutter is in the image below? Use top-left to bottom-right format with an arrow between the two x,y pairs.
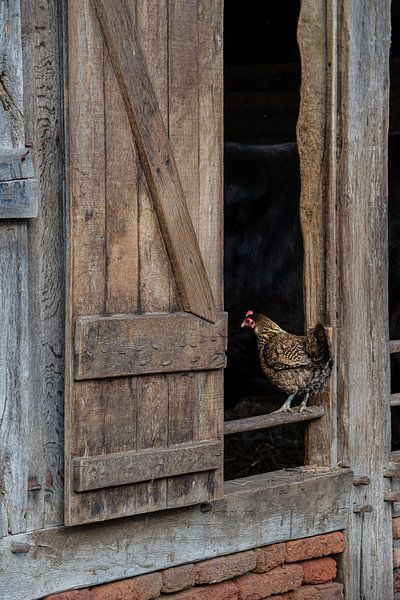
65,0 -> 224,526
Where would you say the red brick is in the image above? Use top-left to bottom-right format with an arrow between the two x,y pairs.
395,572 -> 400,593
195,551 -> 256,584
273,583 -> 343,600
316,582 -> 344,599
89,573 -> 162,600
286,533 -> 344,563
235,564 -> 303,599
253,543 -> 287,573
161,564 -> 196,592
46,592 -> 89,600
163,581 -> 238,600
301,558 -> 337,585
394,518 -> 400,540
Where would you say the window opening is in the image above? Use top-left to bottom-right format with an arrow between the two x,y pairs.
223,2 -> 322,480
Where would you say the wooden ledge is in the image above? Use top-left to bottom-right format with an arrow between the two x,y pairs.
224,406 -> 325,435
0,467 -> 352,600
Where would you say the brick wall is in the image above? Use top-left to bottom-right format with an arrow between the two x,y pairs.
393,516 -> 400,597
44,532 -> 344,600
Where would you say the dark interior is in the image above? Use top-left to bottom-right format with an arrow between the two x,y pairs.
223,2 -> 304,479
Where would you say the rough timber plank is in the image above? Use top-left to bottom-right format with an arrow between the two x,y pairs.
93,0 -> 216,323
20,0 -> 65,530
0,468 -> 352,600
335,1 -> 393,598
391,340 -> 400,353
0,0 -> 30,536
297,0 -> 337,468
0,149 -> 34,180
224,406 -> 325,435
166,0 -> 224,508
74,312 -> 227,379
73,441 -> 222,492
0,178 -> 38,217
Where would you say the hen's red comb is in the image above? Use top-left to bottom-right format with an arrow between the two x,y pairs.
245,310 -> 254,317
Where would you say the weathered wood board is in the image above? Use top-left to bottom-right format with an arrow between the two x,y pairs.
0,468 -> 352,600
65,0 -> 224,525
74,312 -> 227,379
0,0 -> 29,536
335,1 -> 393,598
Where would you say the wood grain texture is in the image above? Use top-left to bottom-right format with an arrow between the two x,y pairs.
73,441 -> 222,492
297,1 -> 337,468
0,468 -> 352,600
74,312 -> 227,379
0,178 -> 38,217
65,0 -> 224,525
390,340 -> 400,353
0,0 -> 30,536
335,1 -> 393,598
0,0 -> 24,146
20,0 -> 66,530
0,148 -> 33,180
93,0 -> 216,323
224,406 -> 325,435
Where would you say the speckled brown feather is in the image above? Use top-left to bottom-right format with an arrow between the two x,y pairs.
252,314 -> 332,397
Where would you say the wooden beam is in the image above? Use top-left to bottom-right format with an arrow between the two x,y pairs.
224,406 -> 324,435
297,1 -> 337,468
92,0 -> 217,323
74,312 -> 227,380
0,468 -> 352,599
335,1 -> 393,598
391,393 -> 400,407
0,178 -> 38,217
0,0 -> 30,536
390,340 -> 400,353
0,148 -> 34,180
73,441 -> 222,492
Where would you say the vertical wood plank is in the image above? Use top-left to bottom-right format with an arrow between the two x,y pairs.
336,1 -> 393,597
65,0 -> 106,525
135,0 -> 170,512
297,0 -> 337,467
0,0 -> 29,536
21,0 -> 65,530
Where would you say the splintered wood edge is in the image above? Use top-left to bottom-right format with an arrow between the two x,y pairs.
224,406 -> 325,435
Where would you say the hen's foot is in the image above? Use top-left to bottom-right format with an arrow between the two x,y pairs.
273,392 -> 297,413
299,392 -> 310,412
273,406 -> 293,414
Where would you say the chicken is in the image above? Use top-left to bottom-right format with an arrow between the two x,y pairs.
241,310 -> 333,412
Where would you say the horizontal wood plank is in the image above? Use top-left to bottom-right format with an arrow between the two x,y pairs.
390,340 -> 400,353
0,468 -> 352,599
0,148 -> 34,181
74,312 -> 227,379
391,393 -> 400,407
92,0 -> 217,323
73,441 -> 222,492
0,178 -> 38,218
224,406 -> 325,435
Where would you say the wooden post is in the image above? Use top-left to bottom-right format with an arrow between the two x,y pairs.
297,0 -> 337,467
0,0 -> 29,535
336,1 -> 393,597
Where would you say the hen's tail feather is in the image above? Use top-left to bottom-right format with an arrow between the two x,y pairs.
307,323 -> 331,364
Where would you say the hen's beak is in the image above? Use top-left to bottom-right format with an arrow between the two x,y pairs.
241,317 -> 255,329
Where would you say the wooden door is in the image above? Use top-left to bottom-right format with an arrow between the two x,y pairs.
65,0 -> 224,526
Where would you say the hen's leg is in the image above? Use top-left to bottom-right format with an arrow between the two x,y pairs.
274,392 -> 296,413
299,392 -> 310,412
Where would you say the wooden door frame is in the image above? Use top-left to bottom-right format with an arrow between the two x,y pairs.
299,1 -> 393,597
